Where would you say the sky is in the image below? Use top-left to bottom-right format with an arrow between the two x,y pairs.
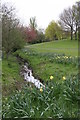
2,0 -> 78,30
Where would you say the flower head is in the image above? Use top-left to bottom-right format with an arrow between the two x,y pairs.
63,76 -> 66,80
40,87 -> 43,92
50,76 -> 54,80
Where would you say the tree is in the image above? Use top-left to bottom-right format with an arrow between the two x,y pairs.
77,1 -> 80,41
0,10 -> 2,51
25,17 -> 38,44
29,17 -> 37,30
59,7 -> 75,40
2,4 -> 25,58
72,3 -> 79,40
25,27 -> 37,43
45,21 -> 62,41
36,28 -> 45,43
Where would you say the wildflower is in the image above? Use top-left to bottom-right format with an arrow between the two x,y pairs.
65,56 -> 68,59
51,86 -> 53,89
50,76 -> 54,80
58,56 -> 60,59
40,87 -> 43,92
63,76 -> 66,80
64,56 -> 68,59
64,56 -> 68,58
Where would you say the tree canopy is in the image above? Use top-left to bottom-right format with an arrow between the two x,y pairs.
59,3 -> 79,40
45,21 -> 62,41
2,4 -> 25,58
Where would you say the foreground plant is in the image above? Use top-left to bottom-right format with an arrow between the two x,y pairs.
2,75 -> 79,118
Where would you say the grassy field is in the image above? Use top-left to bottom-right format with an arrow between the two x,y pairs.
26,39 -> 78,56
2,39 -> 79,118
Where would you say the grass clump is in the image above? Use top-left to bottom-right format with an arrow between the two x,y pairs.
2,75 -> 79,118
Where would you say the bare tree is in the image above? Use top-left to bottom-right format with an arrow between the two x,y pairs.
72,4 -> 79,40
29,17 -> 37,30
77,1 -> 80,41
59,7 -> 75,40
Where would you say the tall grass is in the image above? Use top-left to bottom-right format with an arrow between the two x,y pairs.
2,74 -> 79,118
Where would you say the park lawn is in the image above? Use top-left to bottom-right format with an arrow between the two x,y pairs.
26,39 -> 78,56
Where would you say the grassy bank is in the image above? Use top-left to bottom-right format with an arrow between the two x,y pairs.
2,40 -> 79,118
2,49 -> 79,118
14,48 -> 78,82
2,55 -> 25,97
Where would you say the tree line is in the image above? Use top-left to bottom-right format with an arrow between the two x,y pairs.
46,2 -> 79,41
2,2 -> 80,58
59,3 -> 79,40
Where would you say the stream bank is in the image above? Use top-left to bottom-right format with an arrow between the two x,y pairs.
16,55 -> 45,89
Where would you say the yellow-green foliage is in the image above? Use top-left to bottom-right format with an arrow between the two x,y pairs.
45,20 -> 62,41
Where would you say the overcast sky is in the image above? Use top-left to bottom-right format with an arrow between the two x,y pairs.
2,0 -> 78,29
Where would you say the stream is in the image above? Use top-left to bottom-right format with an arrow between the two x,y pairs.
20,63 -> 45,89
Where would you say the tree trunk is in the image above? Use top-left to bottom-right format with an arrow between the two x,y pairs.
71,26 -> 73,40
75,24 -> 78,40
78,2 -> 80,41
78,27 -> 80,41
75,31 -> 77,40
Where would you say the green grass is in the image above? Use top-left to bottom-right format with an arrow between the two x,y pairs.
22,40 -> 78,81
2,39 -> 79,118
3,75 -> 79,118
2,55 -> 25,97
14,48 -> 78,82
26,39 -> 78,56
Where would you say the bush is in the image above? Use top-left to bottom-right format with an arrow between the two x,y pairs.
2,4 -> 25,58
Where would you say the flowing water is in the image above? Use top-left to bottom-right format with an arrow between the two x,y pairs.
20,63 -> 45,89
